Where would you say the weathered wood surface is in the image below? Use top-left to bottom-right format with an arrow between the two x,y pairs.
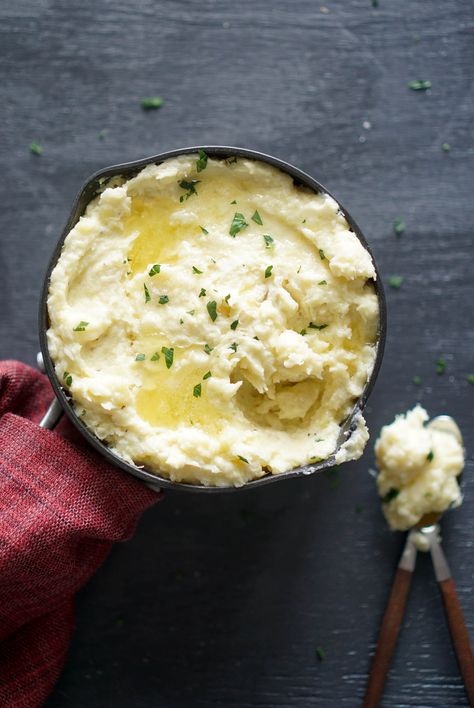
1,0 -> 473,705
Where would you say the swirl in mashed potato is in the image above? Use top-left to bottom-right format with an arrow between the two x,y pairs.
47,153 -> 379,486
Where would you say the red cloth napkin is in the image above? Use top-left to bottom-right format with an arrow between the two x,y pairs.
0,361 -> 161,707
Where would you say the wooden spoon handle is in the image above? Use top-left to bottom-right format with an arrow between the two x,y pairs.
438,578 -> 474,705
362,559 -> 414,708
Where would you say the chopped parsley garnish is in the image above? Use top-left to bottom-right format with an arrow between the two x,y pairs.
388,275 -> 403,289
200,226 -> 209,234
229,212 -> 248,237
318,280 -> 327,285
196,149 -> 208,172
73,321 -> 89,332
263,234 -> 274,248
436,358 -> 446,375
230,199 -> 237,204
308,322 -> 328,330
161,346 -> 174,368
144,283 -> 151,303
393,217 -> 405,236
141,96 -> 164,109
319,248 -> 325,260
264,265 -> 273,278
355,504 -> 364,514
203,371 -> 212,380
207,300 -> 218,321
315,647 -> 326,662
467,374 -> 474,385
29,141 -> 43,156
159,295 -> 169,304
199,288 -> 206,298
204,343 -> 213,355
193,383 -> 202,398
442,142 -> 451,152
230,319 -> 239,331
135,353 -> 146,361
300,329 -> 307,336
187,309 -> 195,315
229,342 -> 238,352
178,179 -> 200,202
251,210 -> 263,225
237,455 -> 248,464
63,371 -> 73,386
381,488 -> 399,503
192,266 -> 203,274
372,0 -> 379,6
412,375 -> 422,385
98,129 -> 107,140
408,80 -> 431,91
426,450 -> 434,462
151,352 -> 160,361
224,293 -> 231,303
148,264 -> 161,276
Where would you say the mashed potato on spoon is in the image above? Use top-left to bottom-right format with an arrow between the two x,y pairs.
47,153 -> 379,486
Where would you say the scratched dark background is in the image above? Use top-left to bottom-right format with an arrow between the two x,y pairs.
1,0 -> 474,706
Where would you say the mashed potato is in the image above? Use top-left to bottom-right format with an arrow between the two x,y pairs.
47,153 -> 379,486
376,405 -> 464,530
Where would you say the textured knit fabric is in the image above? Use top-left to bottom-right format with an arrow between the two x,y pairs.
0,361 -> 161,707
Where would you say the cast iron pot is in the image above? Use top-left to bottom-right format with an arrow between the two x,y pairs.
38,145 -> 386,492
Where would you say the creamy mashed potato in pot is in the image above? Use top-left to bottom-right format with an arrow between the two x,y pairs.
376,405 -> 464,530
47,152 -> 380,486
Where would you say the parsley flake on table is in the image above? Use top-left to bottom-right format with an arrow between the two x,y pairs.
98,129 -> 107,140
196,149 -> 208,172
192,266 -> 203,274
319,248 -> 325,260
436,358 -> 446,375
73,321 -> 89,331
199,288 -> 207,298
426,450 -> 434,462
308,322 -> 328,330
200,226 -> 209,234
264,265 -> 273,278
207,300 -> 218,321
161,346 -> 174,369
237,455 -> 248,464
144,283 -> 151,303
140,96 -> 164,109
393,217 -> 405,236
442,142 -> 451,152
151,352 -> 160,361
63,371 -> 73,387
412,375 -> 422,385
203,371 -> 212,380
230,319 -> 239,331
263,234 -> 274,248
193,383 -> 202,398
251,210 -> 263,225
204,343 -> 213,355
229,212 -> 248,237
467,374 -> 474,385
159,295 -> 169,304
29,141 -> 43,156
382,488 -> 399,503
408,80 -> 431,91
355,504 -> 364,514
315,647 -> 326,662
178,179 -> 200,202
388,275 -> 403,289
148,264 -> 161,276
135,353 -> 146,361
229,342 -> 238,352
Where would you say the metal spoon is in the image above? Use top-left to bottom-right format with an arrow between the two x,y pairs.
363,415 -> 474,707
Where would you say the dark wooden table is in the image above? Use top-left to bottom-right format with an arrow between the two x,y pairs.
1,1 -> 473,705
